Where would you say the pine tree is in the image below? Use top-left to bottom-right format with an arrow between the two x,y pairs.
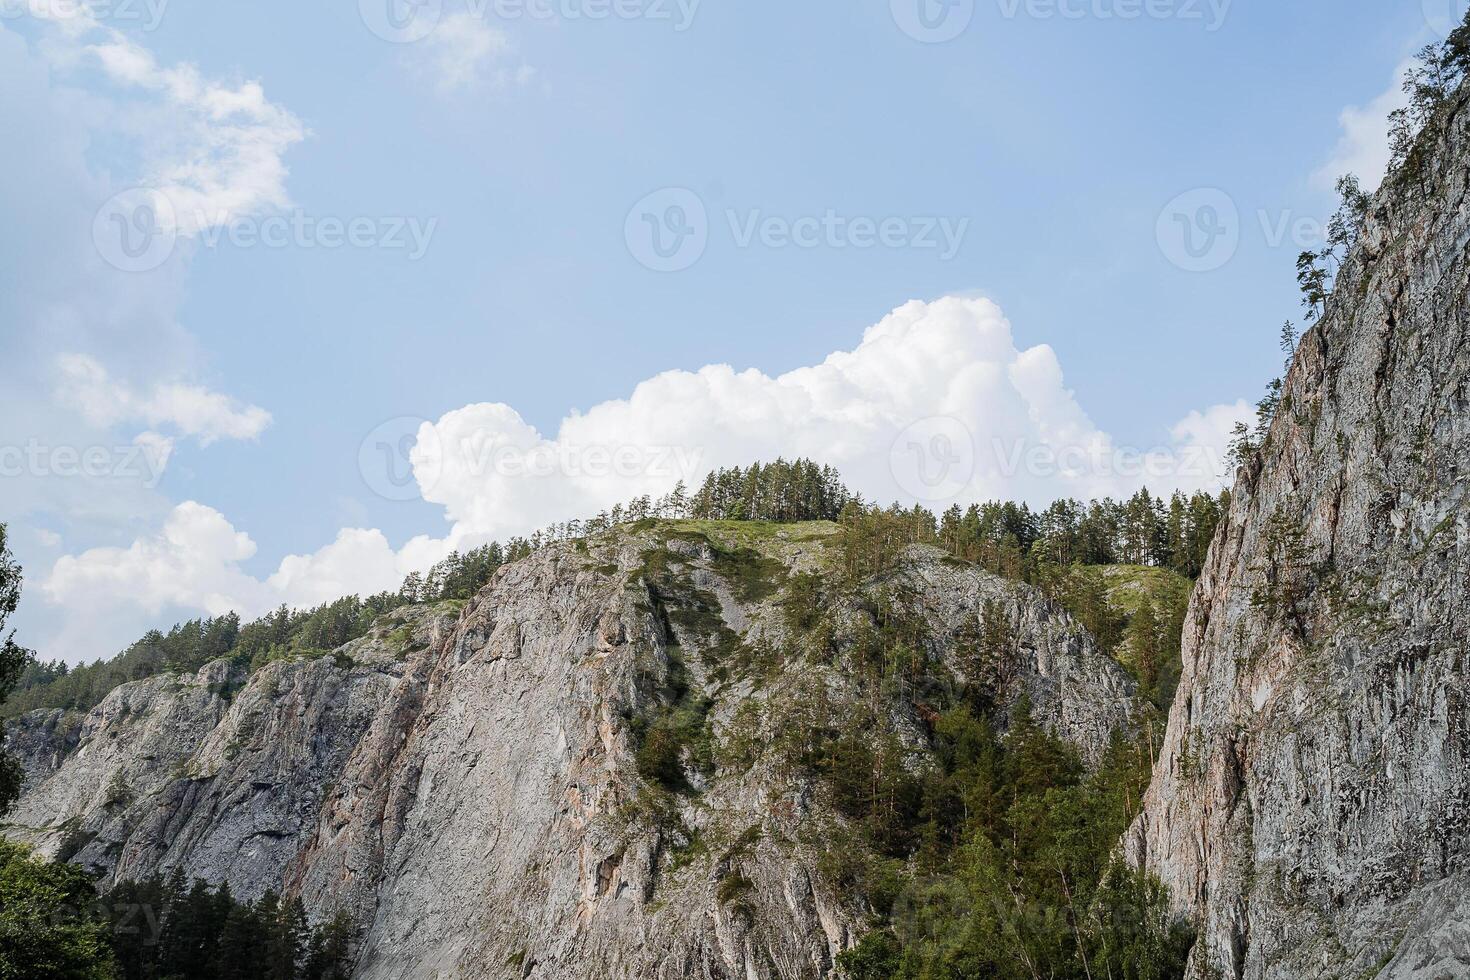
0,524 -> 28,811
1296,250 -> 1329,321
1127,599 -> 1163,701
304,911 -> 354,979
270,897 -> 310,980
213,897 -> 266,980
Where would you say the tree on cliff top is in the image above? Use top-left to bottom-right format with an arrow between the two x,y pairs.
0,523 -> 30,815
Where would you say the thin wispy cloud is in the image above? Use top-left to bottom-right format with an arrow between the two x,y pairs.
17,0 -> 306,233
55,354 -> 272,446
412,13 -> 534,96
1313,60 -> 1412,192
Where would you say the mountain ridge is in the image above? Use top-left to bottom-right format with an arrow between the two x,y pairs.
5,520 -> 1154,978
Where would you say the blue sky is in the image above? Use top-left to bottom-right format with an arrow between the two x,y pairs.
1,0 -> 1461,661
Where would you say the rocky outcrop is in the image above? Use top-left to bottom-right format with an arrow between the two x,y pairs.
4,603 -> 458,901
6,522 -> 1135,979
1127,89 -> 1470,978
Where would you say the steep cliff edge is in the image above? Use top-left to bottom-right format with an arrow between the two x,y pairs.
5,521 -> 1136,979
1127,90 -> 1470,978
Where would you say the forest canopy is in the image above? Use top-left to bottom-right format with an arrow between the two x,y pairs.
2,461 -> 1224,723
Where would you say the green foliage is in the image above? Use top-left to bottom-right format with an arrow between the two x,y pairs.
1038,565 -> 1190,714
2,487 -> 1204,980
1127,599 -> 1167,704
628,649 -> 714,795
2,539 -> 514,724
1296,251 -> 1329,323
838,504 -> 939,581
954,600 -> 1016,714
780,572 -> 828,636
715,873 -> 754,906
635,723 -> 689,790
688,459 -> 852,523
1038,565 -> 1128,657
0,524 -> 28,813
1,593 -> 409,722
707,544 -> 786,604
1250,509 -> 1315,631
0,841 -> 116,979
101,869 -> 352,980
1326,177 -> 1369,257
4,457 -> 1224,735
1387,11 -> 1470,184
736,539 -> 1194,980
831,707 -> 1190,980
837,489 -> 1224,589
398,541 -> 509,604
816,720 -> 925,858
748,573 -> 1191,979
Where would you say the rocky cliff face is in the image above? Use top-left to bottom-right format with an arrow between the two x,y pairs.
4,603 -> 459,901
1127,90 -> 1470,979
6,522 -> 1135,979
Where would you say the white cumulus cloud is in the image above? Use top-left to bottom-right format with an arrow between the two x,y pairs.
44,506 -> 430,648
407,296 -> 1248,546
44,501 -> 261,619
265,528 -> 429,610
